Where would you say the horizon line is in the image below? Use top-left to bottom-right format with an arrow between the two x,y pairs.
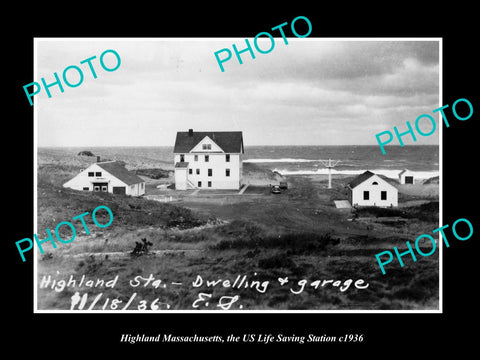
37,144 -> 440,148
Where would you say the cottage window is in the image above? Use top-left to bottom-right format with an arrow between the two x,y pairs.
381,191 -> 387,200
88,172 -> 94,177
83,187 -> 89,191
208,181 -> 212,187
205,155 -> 209,162
363,191 -> 369,200
180,154 -> 185,162
226,154 -> 230,162
226,169 -> 230,177
372,181 -> 378,185
94,186 -> 100,192
101,186 -> 108,192
96,172 -> 102,177
189,169 -> 193,174
208,169 -> 213,177
194,155 -> 198,161
202,144 -> 211,150
196,169 -> 200,175
198,181 -> 202,188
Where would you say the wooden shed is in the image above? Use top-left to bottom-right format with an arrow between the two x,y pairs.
399,169 -> 415,184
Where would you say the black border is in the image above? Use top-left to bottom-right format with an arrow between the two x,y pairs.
6,5 -> 479,354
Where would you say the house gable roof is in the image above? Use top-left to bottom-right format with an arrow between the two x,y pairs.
96,161 -> 145,185
399,169 -> 413,176
174,131 -> 244,154
347,170 -> 376,189
190,136 -> 225,153
348,170 -> 398,191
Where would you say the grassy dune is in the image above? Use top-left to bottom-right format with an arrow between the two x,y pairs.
36,152 -> 440,311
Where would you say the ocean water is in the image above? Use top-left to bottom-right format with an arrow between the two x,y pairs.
243,145 -> 439,179
45,145 -> 439,180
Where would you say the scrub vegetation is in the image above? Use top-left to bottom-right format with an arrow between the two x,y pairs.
36,151 -> 439,311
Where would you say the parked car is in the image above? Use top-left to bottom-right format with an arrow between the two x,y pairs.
271,185 -> 282,194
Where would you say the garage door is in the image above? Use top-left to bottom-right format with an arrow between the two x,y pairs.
113,186 -> 126,195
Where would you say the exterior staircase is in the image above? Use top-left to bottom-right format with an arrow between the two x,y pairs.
187,179 -> 197,190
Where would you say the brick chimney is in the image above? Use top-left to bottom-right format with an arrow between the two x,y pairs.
188,129 -> 193,137
97,156 -> 101,162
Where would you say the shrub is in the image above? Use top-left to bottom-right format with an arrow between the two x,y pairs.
211,229 -> 339,253
355,202 -> 439,222
78,150 -> 95,156
258,254 -> 296,269
131,238 -> 153,257
134,168 -> 171,179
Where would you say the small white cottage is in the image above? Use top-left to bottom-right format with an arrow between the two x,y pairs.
63,160 -> 145,196
399,169 -> 415,184
347,170 -> 398,207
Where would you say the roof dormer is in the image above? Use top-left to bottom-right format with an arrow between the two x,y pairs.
190,136 -> 224,153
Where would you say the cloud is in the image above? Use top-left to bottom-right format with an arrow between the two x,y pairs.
36,38 -> 440,146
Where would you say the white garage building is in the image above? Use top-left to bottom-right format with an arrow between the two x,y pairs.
63,160 -> 145,196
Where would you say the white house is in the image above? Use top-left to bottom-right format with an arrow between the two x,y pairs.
63,160 -> 145,196
347,170 -> 398,207
399,169 -> 415,184
173,129 -> 244,190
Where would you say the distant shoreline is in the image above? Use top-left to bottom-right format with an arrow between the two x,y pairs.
38,144 -> 440,149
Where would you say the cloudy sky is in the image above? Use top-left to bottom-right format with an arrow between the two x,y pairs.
35,38 -> 440,147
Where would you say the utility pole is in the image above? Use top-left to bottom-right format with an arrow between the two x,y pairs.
319,159 -> 340,189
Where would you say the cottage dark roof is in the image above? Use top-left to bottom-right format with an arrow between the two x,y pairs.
96,161 -> 145,185
347,170 -> 375,189
173,131 -> 244,153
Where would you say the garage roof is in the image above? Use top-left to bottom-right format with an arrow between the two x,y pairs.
96,161 -> 145,185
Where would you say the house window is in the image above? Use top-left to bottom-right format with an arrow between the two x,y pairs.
88,172 -> 94,177
194,155 -> 198,161
94,186 -> 100,192
208,169 -> 213,177
95,172 -> 102,177
226,154 -> 230,162
83,187 -> 89,191
196,169 -> 200,175
381,191 -> 387,200
226,169 -> 230,177
202,144 -> 211,150
372,181 -> 378,185
363,191 -> 369,200
101,186 -> 108,192
198,181 -> 202,188
208,181 -> 212,188
180,154 -> 185,162
189,169 -> 193,174
205,155 -> 209,162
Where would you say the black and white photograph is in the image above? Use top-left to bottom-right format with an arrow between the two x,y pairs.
7,6 -> 479,354
34,38 -> 441,312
